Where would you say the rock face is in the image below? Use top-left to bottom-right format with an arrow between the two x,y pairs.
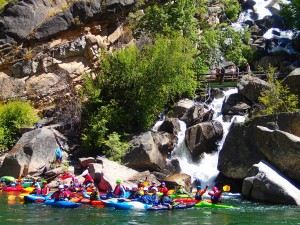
91,157 -> 158,192
255,126 -> 300,184
281,69 -> 300,106
152,132 -> 176,157
122,131 -> 166,172
170,99 -> 194,118
0,128 -> 66,177
243,161 -> 300,205
221,93 -> 252,115
181,105 -> 214,128
158,118 -> 181,135
163,173 -> 191,191
218,112 -> 300,180
185,121 -> 223,158
237,75 -> 269,102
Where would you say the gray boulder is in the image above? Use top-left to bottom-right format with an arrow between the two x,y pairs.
255,126 -> 300,184
243,161 -> 300,205
281,68 -> 300,106
122,131 -> 166,171
0,128 -> 67,177
158,118 -> 181,135
181,104 -> 214,128
152,131 -> 176,157
185,121 -> 223,158
163,173 -> 191,191
169,99 -> 194,118
237,75 -> 269,102
221,93 -> 252,115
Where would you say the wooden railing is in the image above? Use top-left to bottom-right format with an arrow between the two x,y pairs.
197,71 -> 266,82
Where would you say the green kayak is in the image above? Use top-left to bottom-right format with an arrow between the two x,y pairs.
195,201 -> 234,209
1,176 -> 15,183
157,193 -> 191,199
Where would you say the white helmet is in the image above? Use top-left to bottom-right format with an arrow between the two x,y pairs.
143,187 -> 149,191
58,185 -> 64,189
151,187 -> 158,192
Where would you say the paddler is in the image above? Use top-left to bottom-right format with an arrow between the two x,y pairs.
41,181 -> 50,196
138,187 -> 152,204
160,187 -> 174,210
128,184 -> 141,200
195,185 -> 209,200
174,182 -> 193,197
89,186 -> 100,200
108,178 -> 125,198
208,186 -> 222,204
151,187 -> 159,205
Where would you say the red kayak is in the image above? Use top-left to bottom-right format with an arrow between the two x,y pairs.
2,186 -> 24,192
174,198 -> 200,204
59,174 -> 73,180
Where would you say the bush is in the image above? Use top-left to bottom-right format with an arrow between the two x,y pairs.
0,100 -> 39,152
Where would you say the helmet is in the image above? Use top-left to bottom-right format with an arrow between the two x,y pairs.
64,184 -> 69,187
58,185 -> 64,189
143,187 -> 148,191
197,185 -> 202,189
1,179 -> 5,182
34,183 -> 39,187
178,182 -> 184,186
139,179 -> 143,183
151,187 -> 158,192
43,181 -> 47,184
132,184 -> 138,189
161,182 -> 165,186
116,178 -> 122,183
11,183 -> 16,187
152,181 -> 156,184
212,186 -> 218,191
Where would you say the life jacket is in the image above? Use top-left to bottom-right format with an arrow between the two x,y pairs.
41,187 -> 49,195
113,185 -> 125,197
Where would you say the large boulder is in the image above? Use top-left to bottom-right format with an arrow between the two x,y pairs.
0,128 -> 67,177
281,69 -> 300,106
152,132 -> 176,157
92,157 -> 158,192
181,104 -> 214,128
163,173 -> 191,191
243,161 -> 300,205
169,99 -> 194,118
255,126 -> 300,184
185,121 -> 223,158
158,118 -> 181,135
122,131 -> 166,171
221,93 -> 252,115
237,75 -> 269,102
218,112 -> 300,180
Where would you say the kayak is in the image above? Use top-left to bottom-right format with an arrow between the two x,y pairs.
45,199 -> 81,208
102,199 -> 152,210
147,203 -> 195,211
2,186 -> 23,192
174,198 -> 200,204
22,187 -> 35,193
1,176 -> 15,183
195,201 -> 234,209
91,200 -> 104,206
21,182 -> 43,188
24,194 -> 50,203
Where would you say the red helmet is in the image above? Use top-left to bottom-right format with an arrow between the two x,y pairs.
212,186 -> 218,191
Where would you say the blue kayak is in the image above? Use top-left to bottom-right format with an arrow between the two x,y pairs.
102,199 -> 152,210
147,203 -> 195,211
45,199 -> 81,208
24,194 -> 51,203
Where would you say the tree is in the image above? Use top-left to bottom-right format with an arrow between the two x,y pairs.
280,0 -> 300,29
259,66 -> 298,115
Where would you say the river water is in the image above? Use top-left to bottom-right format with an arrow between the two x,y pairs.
1,191 -> 300,224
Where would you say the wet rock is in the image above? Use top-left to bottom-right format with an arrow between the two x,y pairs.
221,93 -> 252,115
163,173 -> 191,190
158,118 -> 181,136
169,99 -> 194,118
152,132 -> 176,157
243,161 -> 300,205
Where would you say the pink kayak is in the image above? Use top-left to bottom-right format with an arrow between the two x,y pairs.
2,186 -> 24,191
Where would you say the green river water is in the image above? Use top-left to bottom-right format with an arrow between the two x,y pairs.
1,191 -> 300,225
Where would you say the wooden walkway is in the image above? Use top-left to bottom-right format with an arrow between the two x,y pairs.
197,71 -> 266,87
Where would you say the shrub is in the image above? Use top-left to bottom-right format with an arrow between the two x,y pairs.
0,100 -> 39,152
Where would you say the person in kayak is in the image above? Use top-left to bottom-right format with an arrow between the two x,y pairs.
63,184 -> 73,199
83,172 -> 94,188
108,178 -> 125,198
195,185 -> 209,200
30,183 -> 42,194
158,182 -> 166,192
148,181 -> 157,191
128,184 -> 141,200
208,186 -> 222,204
160,188 -> 174,209
31,178 -> 41,189
174,182 -> 192,197
139,187 -> 152,204
151,187 -> 159,205
41,181 -> 50,195
0,179 -> 7,189
50,185 -> 66,201
90,186 -> 100,200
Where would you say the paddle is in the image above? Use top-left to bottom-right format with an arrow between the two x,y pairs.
222,185 -> 230,192
142,177 -> 148,187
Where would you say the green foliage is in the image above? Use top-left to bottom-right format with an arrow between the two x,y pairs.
258,66 -> 299,115
280,0 -> 300,29
0,100 -> 39,152
82,36 -> 196,153
102,132 -> 131,162
221,0 -> 241,21
0,0 -> 18,13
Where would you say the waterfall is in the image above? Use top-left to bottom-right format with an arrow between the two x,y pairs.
163,88 -> 245,187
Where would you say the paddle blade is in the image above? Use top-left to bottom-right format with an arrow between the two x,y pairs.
223,185 -> 230,192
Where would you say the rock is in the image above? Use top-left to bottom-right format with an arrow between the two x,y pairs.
170,99 -> 194,118
281,69 -> 300,106
185,121 -> 223,158
152,132 -> 176,157
44,167 -> 65,177
255,126 -> 300,184
211,88 -> 224,99
94,157 -> 158,192
122,131 -> 166,171
158,118 -> 181,135
0,128 -> 67,177
221,93 -> 252,115
181,104 -> 214,128
218,112 -> 300,180
163,173 -> 191,190
0,72 -> 26,100
79,157 -> 96,168
237,75 -> 269,102
242,161 -> 300,205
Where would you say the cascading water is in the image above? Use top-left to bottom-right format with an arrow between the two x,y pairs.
167,88 -> 245,187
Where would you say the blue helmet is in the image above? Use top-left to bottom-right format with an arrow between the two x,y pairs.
197,186 -> 202,189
